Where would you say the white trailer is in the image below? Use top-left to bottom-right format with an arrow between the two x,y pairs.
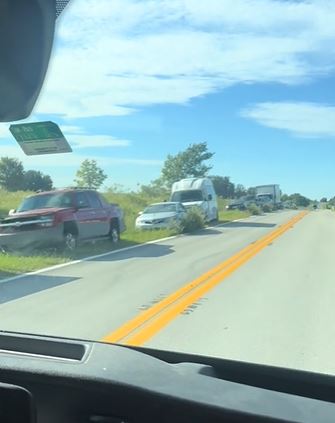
255,185 -> 281,207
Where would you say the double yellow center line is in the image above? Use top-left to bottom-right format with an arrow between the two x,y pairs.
102,211 -> 307,346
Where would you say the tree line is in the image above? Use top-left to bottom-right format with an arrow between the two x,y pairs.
0,143 -> 313,206
0,157 -> 53,191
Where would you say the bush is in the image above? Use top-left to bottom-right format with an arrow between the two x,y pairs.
261,203 -> 273,213
247,203 -> 261,215
180,207 -> 205,233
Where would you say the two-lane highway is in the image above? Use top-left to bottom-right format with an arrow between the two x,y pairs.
0,209 -> 334,374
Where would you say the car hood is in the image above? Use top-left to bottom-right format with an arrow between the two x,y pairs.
6,207 -> 72,219
138,212 -> 178,220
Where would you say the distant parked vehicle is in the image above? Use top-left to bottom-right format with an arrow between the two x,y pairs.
283,201 -> 298,210
255,185 -> 281,208
136,202 -> 186,230
226,195 -> 255,210
0,188 -> 125,251
170,178 -> 218,221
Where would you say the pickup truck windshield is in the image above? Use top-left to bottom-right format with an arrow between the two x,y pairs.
17,193 -> 73,212
257,194 -> 273,200
171,190 -> 203,202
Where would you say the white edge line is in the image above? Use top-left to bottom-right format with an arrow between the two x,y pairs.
0,234 -> 180,285
0,215 -> 257,285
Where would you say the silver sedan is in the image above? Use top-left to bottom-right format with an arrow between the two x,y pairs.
135,202 -> 186,230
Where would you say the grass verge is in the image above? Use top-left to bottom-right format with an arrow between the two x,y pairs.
0,229 -> 176,280
0,254 -> 69,279
219,209 -> 251,222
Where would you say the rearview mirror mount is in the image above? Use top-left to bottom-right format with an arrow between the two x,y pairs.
0,0 -> 56,122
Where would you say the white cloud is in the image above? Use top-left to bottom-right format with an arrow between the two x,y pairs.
67,134 -> 130,149
32,0 -> 335,119
241,102 -> 335,137
0,145 -> 161,168
60,125 -> 85,134
0,125 -> 10,139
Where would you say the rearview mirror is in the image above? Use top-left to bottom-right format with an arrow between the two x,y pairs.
138,211 -> 143,216
8,209 -> 16,215
208,194 -> 213,201
0,0 -> 56,121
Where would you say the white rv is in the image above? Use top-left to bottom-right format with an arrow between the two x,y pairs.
170,178 -> 218,222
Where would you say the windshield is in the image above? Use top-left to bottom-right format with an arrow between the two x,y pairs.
17,193 -> 73,212
257,194 -> 273,200
171,190 -> 203,202
143,204 -> 177,214
1,0 -> 335,378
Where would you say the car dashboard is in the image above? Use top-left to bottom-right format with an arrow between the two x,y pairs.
0,332 -> 335,422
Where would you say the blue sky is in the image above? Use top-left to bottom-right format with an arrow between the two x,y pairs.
1,0 -> 335,199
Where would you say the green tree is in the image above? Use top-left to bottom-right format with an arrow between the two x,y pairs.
320,197 -> 328,203
247,187 -> 256,196
235,184 -> 247,198
75,159 -> 107,189
161,142 -> 214,187
0,157 -> 25,191
288,193 -> 311,207
140,178 -> 169,198
210,176 -> 235,198
24,170 -> 53,191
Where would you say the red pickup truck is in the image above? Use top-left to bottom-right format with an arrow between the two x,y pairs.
0,188 -> 126,251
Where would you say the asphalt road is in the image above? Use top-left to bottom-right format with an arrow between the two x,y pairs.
0,209 -> 334,375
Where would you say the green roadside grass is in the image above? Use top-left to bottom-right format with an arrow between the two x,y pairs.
218,198 -> 251,222
0,254 -> 69,279
0,191 -> 250,279
219,209 -> 250,222
0,232 -> 175,279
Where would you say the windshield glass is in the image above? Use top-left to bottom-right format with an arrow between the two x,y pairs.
257,194 -> 273,200
143,204 -> 177,214
17,193 -> 73,212
1,0 -> 335,378
171,190 -> 203,202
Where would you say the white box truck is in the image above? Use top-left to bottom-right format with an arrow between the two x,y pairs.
255,185 -> 281,208
170,177 -> 218,222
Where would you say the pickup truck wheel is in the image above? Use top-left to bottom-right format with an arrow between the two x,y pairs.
64,232 -> 77,251
109,222 -> 120,244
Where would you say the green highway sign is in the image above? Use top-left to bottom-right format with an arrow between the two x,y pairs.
9,121 -> 72,155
